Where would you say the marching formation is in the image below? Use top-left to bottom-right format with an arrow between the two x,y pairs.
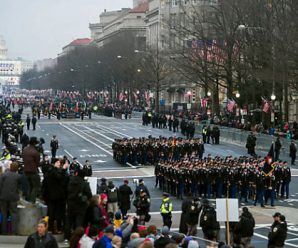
112,137 -> 205,166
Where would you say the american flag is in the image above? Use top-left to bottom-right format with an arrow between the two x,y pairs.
200,98 -> 208,107
119,92 -> 124,101
227,99 -> 236,113
262,97 -> 271,113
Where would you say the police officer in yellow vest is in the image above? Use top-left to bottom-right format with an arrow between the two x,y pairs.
160,192 -> 172,229
0,146 -> 11,161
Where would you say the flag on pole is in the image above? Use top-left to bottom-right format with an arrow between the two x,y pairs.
59,102 -> 62,112
262,97 -> 270,113
227,99 -> 236,112
49,101 -> 53,111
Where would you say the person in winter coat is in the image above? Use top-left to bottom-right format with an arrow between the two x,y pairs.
79,225 -> 99,248
0,162 -> 21,234
98,194 -> 110,229
22,136 -> 40,203
98,178 -> 109,194
118,179 -> 133,217
233,207 -> 255,247
43,158 -> 68,233
186,198 -> 200,236
274,137 -> 282,161
290,140 -> 297,165
134,190 -> 150,225
268,214 -> 288,248
107,181 -> 119,215
64,168 -> 92,241
93,225 -> 115,248
199,199 -> 220,241
179,198 -> 191,235
24,220 -> 58,248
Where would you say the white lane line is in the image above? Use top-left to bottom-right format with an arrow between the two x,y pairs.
95,124 -> 132,138
70,125 -> 112,149
254,232 -> 298,247
60,123 -> 113,156
83,125 -> 114,142
93,169 -> 139,173
64,149 -> 74,159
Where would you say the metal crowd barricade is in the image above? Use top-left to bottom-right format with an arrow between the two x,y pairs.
196,124 -> 291,155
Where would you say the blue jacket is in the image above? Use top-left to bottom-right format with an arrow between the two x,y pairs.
93,235 -> 112,248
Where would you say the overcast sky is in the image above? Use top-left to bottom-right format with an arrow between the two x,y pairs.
0,0 -> 132,61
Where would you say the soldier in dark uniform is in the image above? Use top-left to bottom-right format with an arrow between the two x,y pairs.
280,162 -> 291,199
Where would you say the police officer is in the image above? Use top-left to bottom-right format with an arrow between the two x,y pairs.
268,213 -> 287,248
160,192 -> 172,229
134,189 -> 150,225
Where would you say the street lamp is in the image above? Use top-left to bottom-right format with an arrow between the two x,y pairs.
271,94 -> 276,101
207,91 -> 211,97
137,69 -> 141,73
236,92 -> 240,98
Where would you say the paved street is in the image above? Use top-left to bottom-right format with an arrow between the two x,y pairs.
19,110 -> 298,248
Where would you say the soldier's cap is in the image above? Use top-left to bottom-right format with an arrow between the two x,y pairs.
163,192 -> 169,197
273,212 -> 281,217
100,177 -> 107,182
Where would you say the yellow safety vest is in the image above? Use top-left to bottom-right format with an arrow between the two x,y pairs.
160,198 -> 172,214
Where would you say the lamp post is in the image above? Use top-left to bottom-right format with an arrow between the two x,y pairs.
271,93 -> 276,124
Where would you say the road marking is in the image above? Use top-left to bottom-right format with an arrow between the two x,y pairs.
96,175 -> 154,179
68,125 -> 112,150
82,125 -> 114,142
254,232 -> 298,247
60,123 -> 113,156
93,160 -> 107,163
64,149 -> 74,159
95,124 -> 132,138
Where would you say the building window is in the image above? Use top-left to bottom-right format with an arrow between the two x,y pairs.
170,13 -> 177,29
172,0 -> 178,7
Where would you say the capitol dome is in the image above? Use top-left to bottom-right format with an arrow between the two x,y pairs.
0,35 -> 8,60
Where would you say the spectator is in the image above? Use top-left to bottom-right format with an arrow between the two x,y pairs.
0,162 -> 21,235
43,158 -> 68,233
290,140 -> 297,165
233,207 -> 255,247
112,235 -> 122,248
79,225 -> 99,248
186,197 -> 200,236
99,194 -> 109,229
118,179 -> 133,217
154,226 -> 175,248
113,212 -> 123,229
22,136 -> 40,203
93,225 -> 115,248
69,227 -> 85,248
64,168 -> 92,241
107,180 -> 119,215
24,220 -> 58,248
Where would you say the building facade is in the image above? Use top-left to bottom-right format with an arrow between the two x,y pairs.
90,3 -> 148,48
0,36 -> 33,88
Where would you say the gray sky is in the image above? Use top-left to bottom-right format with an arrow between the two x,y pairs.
0,0 -> 132,61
